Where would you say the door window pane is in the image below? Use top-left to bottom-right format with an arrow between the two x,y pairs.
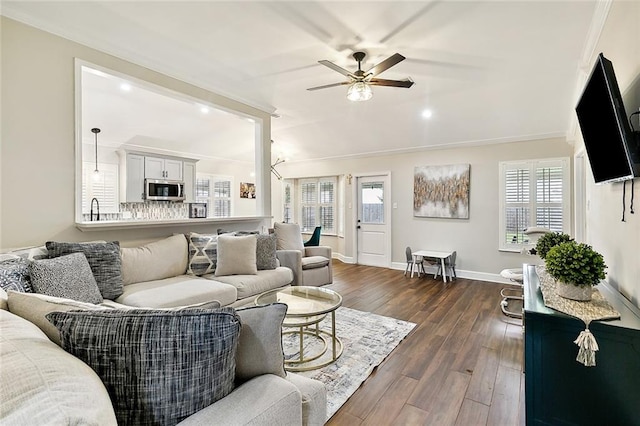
361,182 -> 384,224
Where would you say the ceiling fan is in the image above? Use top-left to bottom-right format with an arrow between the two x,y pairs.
307,51 -> 414,101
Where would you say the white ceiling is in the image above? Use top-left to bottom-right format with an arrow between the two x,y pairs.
2,1 -> 601,162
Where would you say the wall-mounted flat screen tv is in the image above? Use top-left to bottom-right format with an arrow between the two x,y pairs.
575,53 -> 639,184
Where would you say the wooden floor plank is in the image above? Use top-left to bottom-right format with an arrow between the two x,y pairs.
325,261 -> 523,426
361,375 -> 418,425
455,399 -> 490,426
486,366 -> 522,426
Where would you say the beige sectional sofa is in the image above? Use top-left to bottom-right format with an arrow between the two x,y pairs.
116,233 -> 294,308
0,231 -> 328,425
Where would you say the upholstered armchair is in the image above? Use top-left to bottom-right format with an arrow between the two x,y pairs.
272,223 -> 333,287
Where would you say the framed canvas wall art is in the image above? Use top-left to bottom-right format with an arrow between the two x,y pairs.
414,164 -> 470,219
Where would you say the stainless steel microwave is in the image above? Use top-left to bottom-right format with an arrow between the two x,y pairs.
145,179 -> 185,201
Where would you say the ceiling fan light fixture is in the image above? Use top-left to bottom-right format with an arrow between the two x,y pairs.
347,82 -> 373,102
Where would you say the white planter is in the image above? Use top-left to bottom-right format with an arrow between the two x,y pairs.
555,280 -> 593,301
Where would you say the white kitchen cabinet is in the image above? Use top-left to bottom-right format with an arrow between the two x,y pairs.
144,156 -> 183,180
183,160 -> 197,202
120,153 -> 145,202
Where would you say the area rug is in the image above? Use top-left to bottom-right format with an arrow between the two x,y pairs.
281,307 -> 416,420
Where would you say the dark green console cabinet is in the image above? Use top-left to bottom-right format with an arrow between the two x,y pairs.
523,264 -> 640,426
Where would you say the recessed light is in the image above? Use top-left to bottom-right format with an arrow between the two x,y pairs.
200,107 -> 209,114
120,83 -> 131,92
421,109 -> 433,119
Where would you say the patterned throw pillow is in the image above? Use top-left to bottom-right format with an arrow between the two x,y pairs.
30,253 -> 103,304
187,232 -> 218,276
46,241 -> 123,300
256,234 -> 277,270
47,307 -> 241,426
0,257 -> 32,293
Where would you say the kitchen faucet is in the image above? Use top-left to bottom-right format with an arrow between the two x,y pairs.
90,197 -> 100,221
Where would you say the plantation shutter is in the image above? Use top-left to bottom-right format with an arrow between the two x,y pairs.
82,162 -> 119,214
500,158 -> 569,251
300,181 -> 317,232
196,174 -> 232,217
319,179 -> 335,234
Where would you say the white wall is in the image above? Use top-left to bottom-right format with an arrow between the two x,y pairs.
273,137 -> 573,282
1,17 -> 272,249
573,0 -> 640,306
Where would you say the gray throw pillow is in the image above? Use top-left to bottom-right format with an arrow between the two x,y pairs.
256,234 -> 277,270
187,232 -> 218,276
46,241 -> 123,300
47,307 -> 241,426
235,303 -> 287,383
0,257 -> 32,293
30,253 -> 103,304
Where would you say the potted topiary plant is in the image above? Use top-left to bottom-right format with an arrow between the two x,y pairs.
544,241 -> 607,301
535,231 -> 573,259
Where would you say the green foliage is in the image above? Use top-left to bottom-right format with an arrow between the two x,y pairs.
535,232 -> 573,259
545,241 -> 607,286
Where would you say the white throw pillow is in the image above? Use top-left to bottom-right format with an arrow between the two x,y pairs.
214,235 -> 258,276
273,222 -> 305,252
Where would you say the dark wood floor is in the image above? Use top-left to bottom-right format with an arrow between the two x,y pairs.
324,260 -> 525,426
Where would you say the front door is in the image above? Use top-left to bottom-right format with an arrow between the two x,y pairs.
356,175 -> 390,267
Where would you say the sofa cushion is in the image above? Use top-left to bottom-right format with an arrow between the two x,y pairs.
235,303 -> 287,382
46,241 -> 123,300
0,288 -> 7,311
256,234 -> 278,270
207,267 -> 293,300
0,310 -> 118,425
120,234 -> 188,285
187,232 -> 218,276
274,222 -> 305,252
115,275 -> 237,308
0,257 -> 32,293
47,307 -> 241,426
215,234 -> 258,277
301,255 -> 330,270
30,253 -> 103,304
7,291 -> 111,345
7,290 -> 223,346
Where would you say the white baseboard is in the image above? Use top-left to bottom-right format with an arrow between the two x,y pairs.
333,253 -> 355,264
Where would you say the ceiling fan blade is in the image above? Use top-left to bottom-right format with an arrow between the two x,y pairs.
307,81 -> 351,91
365,53 -> 406,77
318,60 -> 356,78
369,78 -> 414,88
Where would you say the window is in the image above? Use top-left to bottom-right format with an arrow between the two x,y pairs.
195,173 -> 233,217
82,162 -> 119,214
282,180 -> 294,223
297,177 -> 337,234
499,158 -> 570,251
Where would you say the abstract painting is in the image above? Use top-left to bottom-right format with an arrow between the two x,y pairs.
414,164 -> 470,218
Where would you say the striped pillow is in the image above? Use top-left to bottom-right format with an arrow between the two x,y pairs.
47,307 -> 241,425
187,232 -> 217,276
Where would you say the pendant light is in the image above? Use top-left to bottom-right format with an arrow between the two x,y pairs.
91,128 -> 101,179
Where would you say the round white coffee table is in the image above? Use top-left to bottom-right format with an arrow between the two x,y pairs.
255,286 -> 343,371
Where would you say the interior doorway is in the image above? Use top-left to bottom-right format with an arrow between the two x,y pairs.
355,174 -> 391,267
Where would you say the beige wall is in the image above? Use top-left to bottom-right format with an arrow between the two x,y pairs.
273,137 -> 573,281
1,17 -> 272,249
573,0 -> 640,306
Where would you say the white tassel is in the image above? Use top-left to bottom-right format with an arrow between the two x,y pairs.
574,328 -> 599,367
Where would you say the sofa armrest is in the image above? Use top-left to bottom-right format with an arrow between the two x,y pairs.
177,375 -> 302,426
276,250 -> 303,286
304,246 -> 331,259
